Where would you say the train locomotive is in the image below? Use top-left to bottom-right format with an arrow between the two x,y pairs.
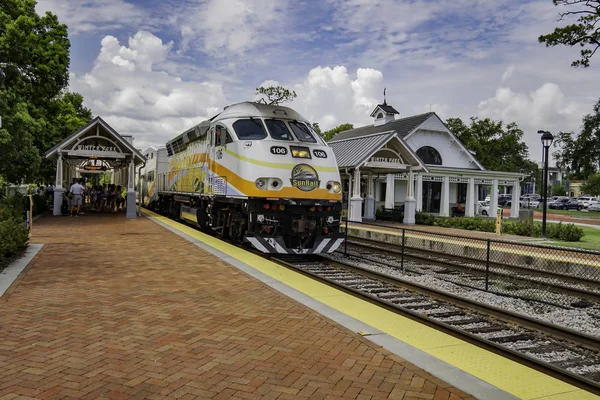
139,102 -> 344,254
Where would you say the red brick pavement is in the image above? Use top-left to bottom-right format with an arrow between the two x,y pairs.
0,214 -> 476,399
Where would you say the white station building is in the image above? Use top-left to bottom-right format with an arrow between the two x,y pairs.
328,101 -> 525,223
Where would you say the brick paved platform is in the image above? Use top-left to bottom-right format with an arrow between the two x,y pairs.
0,214 -> 475,399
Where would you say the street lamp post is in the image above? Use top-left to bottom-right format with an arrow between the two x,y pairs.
538,130 -> 554,238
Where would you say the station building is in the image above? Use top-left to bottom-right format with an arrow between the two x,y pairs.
328,101 -> 525,223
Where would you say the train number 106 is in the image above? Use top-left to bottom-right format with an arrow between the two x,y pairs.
270,146 -> 288,155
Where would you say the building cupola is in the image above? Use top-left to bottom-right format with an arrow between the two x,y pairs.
370,87 -> 399,126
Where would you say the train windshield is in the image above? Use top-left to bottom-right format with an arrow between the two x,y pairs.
232,119 -> 268,140
288,121 -> 317,143
265,119 -> 293,140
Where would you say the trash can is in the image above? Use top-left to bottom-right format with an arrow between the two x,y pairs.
519,209 -> 534,224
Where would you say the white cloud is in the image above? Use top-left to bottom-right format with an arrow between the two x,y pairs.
501,65 -> 515,82
36,0 -> 147,34
70,31 -> 228,149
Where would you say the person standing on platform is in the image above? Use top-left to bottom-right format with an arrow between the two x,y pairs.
69,179 -> 85,217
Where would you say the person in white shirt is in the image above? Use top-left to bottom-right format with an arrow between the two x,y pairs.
69,180 -> 86,217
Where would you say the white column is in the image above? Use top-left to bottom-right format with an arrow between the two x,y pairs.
465,178 -> 475,217
126,158 -> 137,218
403,171 -> 416,225
349,168 -> 363,222
53,154 -> 65,216
364,173 -> 375,219
511,180 -> 520,218
490,179 -> 499,219
385,173 -> 395,209
415,174 -> 423,212
440,176 -> 450,217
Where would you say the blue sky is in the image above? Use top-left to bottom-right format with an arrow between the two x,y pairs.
36,0 -> 600,161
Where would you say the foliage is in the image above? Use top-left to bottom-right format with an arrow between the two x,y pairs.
99,173 -> 112,186
445,117 -> 537,176
0,1 -> 91,183
415,211 -> 435,225
538,0 -> 600,67
322,123 -> 354,142
0,194 -> 29,261
503,220 -> 542,237
255,86 -> 297,105
311,123 -> 321,136
581,173 -> 600,195
554,98 -> 600,179
546,222 -> 585,242
552,183 -> 568,196
434,216 -> 496,232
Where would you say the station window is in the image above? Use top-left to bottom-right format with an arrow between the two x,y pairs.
265,119 -> 292,141
289,121 -> 317,143
232,119 -> 267,140
416,146 -> 442,165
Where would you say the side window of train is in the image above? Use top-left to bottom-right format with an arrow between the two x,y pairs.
215,125 -> 232,146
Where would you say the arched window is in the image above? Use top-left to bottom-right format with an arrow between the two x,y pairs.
416,146 -> 442,165
377,112 -> 384,119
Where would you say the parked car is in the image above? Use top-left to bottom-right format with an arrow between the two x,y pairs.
549,198 -> 582,210
588,202 -> 600,212
477,200 -> 502,216
484,194 -> 512,205
546,196 -> 568,207
520,197 -> 540,208
521,194 -> 541,201
577,196 -> 597,209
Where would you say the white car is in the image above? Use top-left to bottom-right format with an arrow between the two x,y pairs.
478,201 -> 501,216
588,202 -> 600,212
577,197 -> 597,209
520,198 -> 540,208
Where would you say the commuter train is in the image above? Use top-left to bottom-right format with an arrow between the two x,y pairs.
139,102 -> 344,254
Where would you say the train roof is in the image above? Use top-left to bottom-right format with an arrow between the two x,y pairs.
217,101 -> 308,122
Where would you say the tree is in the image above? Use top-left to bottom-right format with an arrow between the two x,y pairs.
538,0 -> 600,67
553,97 -> 600,179
321,123 -> 354,142
552,183 -> 568,196
581,173 -> 600,195
255,86 -> 297,105
311,122 -> 322,136
0,0 -> 90,183
446,117 -> 538,176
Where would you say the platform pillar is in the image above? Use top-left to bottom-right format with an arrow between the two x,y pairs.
415,174 -> 423,212
349,168 -> 363,222
465,178 -> 475,217
511,180 -> 520,218
364,173 -> 375,220
440,176 -> 450,217
385,173 -> 395,209
126,158 -> 137,218
53,154 -> 64,216
403,171 -> 416,225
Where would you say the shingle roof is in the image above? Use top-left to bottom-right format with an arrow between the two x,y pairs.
329,132 -> 395,168
377,103 -> 399,114
329,112 -> 434,142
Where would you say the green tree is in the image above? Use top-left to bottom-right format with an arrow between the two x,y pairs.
311,122 -> 322,136
446,117 -> 538,175
581,173 -> 600,195
552,183 -> 567,196
255,86 -> 297,105
322,123 -> 354,142
553,98 -> 600,179
0,0 -> 90,183
538,0 -> 600,67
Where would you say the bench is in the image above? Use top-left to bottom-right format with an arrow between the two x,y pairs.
376,205 -> 405,222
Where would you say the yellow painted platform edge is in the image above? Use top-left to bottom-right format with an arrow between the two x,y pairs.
143,210 -> 597,400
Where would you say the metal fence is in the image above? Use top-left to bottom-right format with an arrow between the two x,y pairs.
340,219 -> 600,309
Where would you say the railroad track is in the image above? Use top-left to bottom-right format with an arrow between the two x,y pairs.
271,254 -> 600,395
344,236 -> 600,307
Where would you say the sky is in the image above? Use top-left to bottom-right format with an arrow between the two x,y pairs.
35,0 -> 600,163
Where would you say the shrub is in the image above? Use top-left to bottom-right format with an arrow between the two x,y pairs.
415,211 -> 435,225
0,194 -> 29,260
503,220 -> 542,237
546,222 -> 584,242
431,216 -> 495,232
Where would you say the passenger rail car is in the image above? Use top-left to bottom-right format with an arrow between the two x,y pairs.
150,102 -> 344,254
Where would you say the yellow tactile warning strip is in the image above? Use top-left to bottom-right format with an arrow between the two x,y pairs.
144,210 -> 600,400
346,224 -> 600,268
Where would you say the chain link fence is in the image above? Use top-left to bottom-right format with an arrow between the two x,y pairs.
340,219 -> 600,309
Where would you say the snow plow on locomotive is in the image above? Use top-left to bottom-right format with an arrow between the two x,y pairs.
143,102 -> 344,254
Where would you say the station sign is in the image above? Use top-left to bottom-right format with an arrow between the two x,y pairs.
83,165 -> 107,171
68,142 -> 124,158
369,157 -> 403,163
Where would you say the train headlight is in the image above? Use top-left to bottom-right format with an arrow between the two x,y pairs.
327,216 -> 334,224
326,181 -> 342,193
256,177 -> 283,190
290,146 -> 311,159
256,178 -> 266,189
257,214 -> 265,223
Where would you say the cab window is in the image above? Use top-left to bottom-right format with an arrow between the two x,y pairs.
232,119 -> 267,140
289,121 -> 317,143
215,124 -> 233,146
265,119 -> 293,141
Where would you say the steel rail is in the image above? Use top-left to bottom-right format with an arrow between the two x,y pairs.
345,237 -> 600,302
271,255 -> 600,396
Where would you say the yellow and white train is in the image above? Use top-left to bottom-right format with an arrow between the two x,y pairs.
139,102 -> 344,254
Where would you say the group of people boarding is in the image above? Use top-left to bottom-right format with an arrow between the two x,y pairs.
68,180 -> 125,216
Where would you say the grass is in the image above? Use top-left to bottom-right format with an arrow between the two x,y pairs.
547,226 -> 600,252
544,209 -> 600,219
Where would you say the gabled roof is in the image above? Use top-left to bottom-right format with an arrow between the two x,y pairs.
329,132 -> 395,169
370,103 -> 399,117
330,112 -> 434,142
44,116 -> 145,163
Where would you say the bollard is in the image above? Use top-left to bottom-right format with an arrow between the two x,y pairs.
485,239 -> 491,291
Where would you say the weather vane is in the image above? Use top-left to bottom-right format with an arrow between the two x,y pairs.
383,87 -> 387,105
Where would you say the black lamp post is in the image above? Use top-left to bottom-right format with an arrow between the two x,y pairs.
538,130 -> 554,238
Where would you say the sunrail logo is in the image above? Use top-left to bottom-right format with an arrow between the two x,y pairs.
290,164 -> 320,192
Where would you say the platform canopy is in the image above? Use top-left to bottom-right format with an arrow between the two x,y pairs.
45,117 -> 146,218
